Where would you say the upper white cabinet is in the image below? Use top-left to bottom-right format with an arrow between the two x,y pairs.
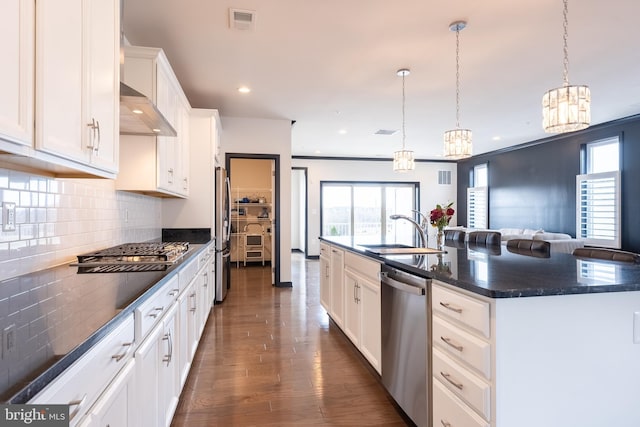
35,0 -> 119,176
162,109 -> 220,229
0,0 -> 34,150
0,0 -> 119,179
116,46 -> 190,198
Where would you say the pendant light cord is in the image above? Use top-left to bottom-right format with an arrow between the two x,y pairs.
562,0 -> 570,87
401,72 -> 406,149
455,26 -> 461,129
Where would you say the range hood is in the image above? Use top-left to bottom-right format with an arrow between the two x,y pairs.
120,82 -> 177,136
119,0 -> 175,137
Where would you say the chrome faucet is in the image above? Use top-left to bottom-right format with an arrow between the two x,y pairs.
411,209 -> 429,231
390,214 -> 428,248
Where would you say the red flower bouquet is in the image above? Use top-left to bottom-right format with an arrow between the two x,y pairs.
429,202 -> 455,231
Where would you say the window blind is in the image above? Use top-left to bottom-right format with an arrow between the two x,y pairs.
467,186 -> 488,229
576,171 -> 620,248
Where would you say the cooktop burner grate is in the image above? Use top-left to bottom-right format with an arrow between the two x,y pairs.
73,242 -> 190,272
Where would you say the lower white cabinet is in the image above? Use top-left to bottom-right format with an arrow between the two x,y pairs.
135,302 -> 179,427
343,252 -> 381,374
319,243 -> 331,311
30,314 -> 135,426
319,242 -> 382,375
329,246 -> 345,328
77,359 -> 137,427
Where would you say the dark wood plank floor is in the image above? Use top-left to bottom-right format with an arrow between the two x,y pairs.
171,252 -> 408,426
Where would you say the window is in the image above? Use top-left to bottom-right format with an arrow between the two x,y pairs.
467,163 -> 488,229
577,136 -> 621,248
321,182 -> 418,244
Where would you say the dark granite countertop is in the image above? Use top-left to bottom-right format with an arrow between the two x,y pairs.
1,241 -> 211,404
320,236 -> 640,298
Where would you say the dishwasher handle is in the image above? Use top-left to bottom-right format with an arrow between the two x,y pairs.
380,271 -> 426,296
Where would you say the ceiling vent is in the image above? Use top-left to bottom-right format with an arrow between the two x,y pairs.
229,8 -> 256,31
374,129 -> 398,135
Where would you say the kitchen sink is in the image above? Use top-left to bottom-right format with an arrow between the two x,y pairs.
359,243 -> 445,256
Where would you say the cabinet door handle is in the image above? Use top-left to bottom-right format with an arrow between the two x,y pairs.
440,371 -> 464,390
440,336 -> 464,352
86,118 -> 97,150
111,342 -> 133,362
148,306 -> 165,318
95,119 -> 101,152
440,420 -> 452,427
168,168 -> 174,184
203,271 -> 208,287
169,288 -> 179,297
183,177 -> 188,190
162,331 -> 173,366
190,292 -> 197,313
439,301 -> 463,314
68,394 -> 87,420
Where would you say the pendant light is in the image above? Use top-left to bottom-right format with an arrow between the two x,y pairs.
542,0 -> 590,133
444,21 -> 472,159
393,68 -> 415,172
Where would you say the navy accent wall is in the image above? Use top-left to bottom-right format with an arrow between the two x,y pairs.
456,114 -> 640,253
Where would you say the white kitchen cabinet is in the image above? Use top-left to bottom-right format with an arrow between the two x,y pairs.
30,314 -> 135,426
431,281 -> 493,427
0,0 -> 33,151
329,246 -> 345,328
162,109 -> 220,230
319,243 -> 331,311
77,358 -> 137,427
343,269 -> 361,345
35,0 -> 119,176
177,279 -> 197,387
117,46 -> 190,198
159,303 -> 180,427
343,251 -> 381,374
135,302 -> 179,427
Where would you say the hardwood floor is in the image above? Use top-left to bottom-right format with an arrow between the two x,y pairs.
171,252 -> 409,426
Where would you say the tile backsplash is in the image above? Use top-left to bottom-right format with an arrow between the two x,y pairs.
0,167 -> 161,281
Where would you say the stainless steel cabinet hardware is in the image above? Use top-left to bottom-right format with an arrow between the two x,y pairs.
162,331 -> 173,366
111,342 -> 133,362
440,336 -> 464,352
441,420 -> 452,427
440,371 -> 464,390
439,301 -> 463,313
68,394 -> 87,420
190,292 -> 197,313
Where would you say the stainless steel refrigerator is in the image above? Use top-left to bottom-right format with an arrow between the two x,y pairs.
215,166 -> 231,302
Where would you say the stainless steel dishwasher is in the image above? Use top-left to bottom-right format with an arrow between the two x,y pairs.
380,265 -> 430,427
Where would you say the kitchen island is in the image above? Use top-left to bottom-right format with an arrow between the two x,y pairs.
320,235 -> 640,427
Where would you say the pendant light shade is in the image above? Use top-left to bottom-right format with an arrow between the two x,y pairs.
444,21 -> 472,159
542,0 -> 590,133
393,68 -> 415,172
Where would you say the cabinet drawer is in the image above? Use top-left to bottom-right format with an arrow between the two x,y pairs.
432,282 -> 491,338
433,380 -> 490,427
433,347 -> 491,421
136,275 -> 179,340
178,257 -> 199,293
30,314 -> 135,425
320,242 -> 330,257
432,316 -> 491,380
344,251 -> 381,283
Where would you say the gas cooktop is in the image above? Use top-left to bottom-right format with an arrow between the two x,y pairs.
72,242 -> 190,273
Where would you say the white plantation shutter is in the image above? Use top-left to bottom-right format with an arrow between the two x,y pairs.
576,171 -> 620,248
467,186 -> 488,229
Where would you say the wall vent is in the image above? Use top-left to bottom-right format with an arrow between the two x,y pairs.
438,170 -> 452,185
229,8 -> 257,31
374,129 -> 398,135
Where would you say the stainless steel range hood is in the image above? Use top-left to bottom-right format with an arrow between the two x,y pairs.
120,82 -> 177,136
119,0 -> 176,137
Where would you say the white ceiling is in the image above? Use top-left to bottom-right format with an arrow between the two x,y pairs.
123,0 -> 640,160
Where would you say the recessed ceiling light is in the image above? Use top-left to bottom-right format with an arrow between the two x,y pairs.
238,86 -> 251,94
132,109 -> 143,115
338,129 -> 347,135
152,128 -> 161,133
492,136 -> 502,141
314,150 -> 321,154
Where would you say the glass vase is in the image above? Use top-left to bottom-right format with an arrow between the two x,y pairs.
436,230 -> 444,249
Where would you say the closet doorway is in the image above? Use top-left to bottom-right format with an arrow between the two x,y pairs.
226,154 -> 280,286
